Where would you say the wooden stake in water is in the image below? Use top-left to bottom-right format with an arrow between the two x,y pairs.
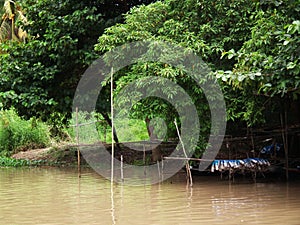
121,155 -> 124,182
76,107 -> 81,178
110,181 -> 116,225
143,144 -> 146,176
156,160 -> 161,178
281,108 -> 289,181
110,67 -> 114,184
285,108 -> 289,181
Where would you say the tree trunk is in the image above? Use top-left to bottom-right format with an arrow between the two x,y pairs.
101,112 -> 120,149
145,117 -> 162,162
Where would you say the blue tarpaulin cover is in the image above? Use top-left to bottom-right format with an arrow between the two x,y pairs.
211,158 -> 270,172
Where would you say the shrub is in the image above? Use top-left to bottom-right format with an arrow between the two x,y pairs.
0,109 -> 50,156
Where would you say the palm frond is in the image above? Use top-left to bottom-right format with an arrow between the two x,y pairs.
0,19 -> 10,42
3,0 -> 14,19
0,0 -> 28,42
16,8 -> 27,23
16,27 -> 26,42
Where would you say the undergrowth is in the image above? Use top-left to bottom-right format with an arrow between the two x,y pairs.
0,156 -> 44,167
0,109 -> 51,156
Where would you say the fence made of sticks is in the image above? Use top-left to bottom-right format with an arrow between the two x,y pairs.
71,107 -> 298,183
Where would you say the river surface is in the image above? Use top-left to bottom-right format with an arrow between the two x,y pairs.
0,167 -> 299,225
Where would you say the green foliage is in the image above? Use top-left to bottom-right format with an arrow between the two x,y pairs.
0,0 -> 104,121
0,156 -> 31,167
95,0 -> 262,153
0,109 -> 50,155
0,0 -> 298,159
94,0 -> 300,154
96,0 -> 258,70
67,111 -> 149,144
0,0 -> 155,123
0,156 -> 45,167
114,118 -> 149,142
219,0 -> 300,96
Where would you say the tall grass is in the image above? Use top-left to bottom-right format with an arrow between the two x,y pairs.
0,108 -> 149,158
0,109 -> 50,156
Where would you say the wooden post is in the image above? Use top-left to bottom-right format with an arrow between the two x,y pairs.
174,120 -> 193,187
250,127 -> 255,157
280,109 -> 289,181
111,67 -> 114,184
157,160 -> 161,180
76,107 -> 81,178
284,106 -> 289,181
104,123 -> 107,143
143,143 -> 146,164
121,155 -> 124,182
161,157 -> 164,176
143,144 -> 146,176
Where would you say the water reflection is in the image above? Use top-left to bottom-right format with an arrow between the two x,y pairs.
0,168 -> 299,225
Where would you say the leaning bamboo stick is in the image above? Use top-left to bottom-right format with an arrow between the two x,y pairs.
174,120 -> 193,187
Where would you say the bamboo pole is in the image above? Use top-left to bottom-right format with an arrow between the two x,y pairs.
110,67 -> 116,224
111,67 -> 114,184
174,120 -> 193,187
110,182 -> 116,225
285,108 -> 289,181
76,107 -> 81,178
143,144 -> 146,176
164,156 -> 213,162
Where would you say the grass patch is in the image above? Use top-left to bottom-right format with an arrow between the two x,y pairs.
0,109 -> 50,156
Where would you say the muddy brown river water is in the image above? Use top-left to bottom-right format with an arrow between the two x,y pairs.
0,167 -> 299,224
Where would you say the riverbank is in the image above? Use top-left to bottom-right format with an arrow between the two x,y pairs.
10,145 -> 79,166
0,145 -> 79,167
9,141 -> 177,167
3,143 -> 300,182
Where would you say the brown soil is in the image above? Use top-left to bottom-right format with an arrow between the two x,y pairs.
12,147 -> 52,160
11,145 -> 79,165
10,142 -> 178,166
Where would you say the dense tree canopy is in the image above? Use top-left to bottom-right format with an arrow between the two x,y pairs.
95,0 -> 300,130
0,0 -> 299,148
220,0 -> 300,96
0,0 -> 155,125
